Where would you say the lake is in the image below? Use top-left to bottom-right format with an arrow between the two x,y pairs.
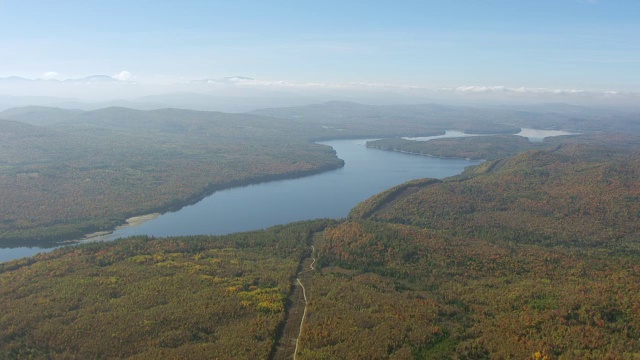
0,138 -> 480,262
2,128 -> 573,263
404,128 -> 576,142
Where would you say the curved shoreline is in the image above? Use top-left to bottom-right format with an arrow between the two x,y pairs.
76,213 -> 163,243
367,145 -> 479,161
75,160 -> 345,245
2,138 -> 478,256
1,160 -> 345,250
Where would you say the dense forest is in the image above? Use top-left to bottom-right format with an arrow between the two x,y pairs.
1,141 -> 639,359
0,220 -> 330,359
310,145 -> 640,358
351,144 -> 640,249
305,219 -> 640,359
0,107 -> 345,245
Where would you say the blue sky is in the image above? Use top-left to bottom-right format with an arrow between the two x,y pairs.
0,0 -> 639,92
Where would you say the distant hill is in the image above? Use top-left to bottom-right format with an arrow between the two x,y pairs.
252,101 -> 524,138
0,118 -> 75,144
135,91 -> 321,112
0,106 -> 84,126
0,95 -> 82,111
52,99 -> 166,111
0,95 -> 163,112
55,106 -> 308,135
0,76 -> 33,83
252,100 -> 640,135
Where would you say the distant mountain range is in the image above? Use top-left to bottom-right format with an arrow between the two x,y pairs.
0,75 -> 127,84
0,91 -> 324,113
0,106 -> 84,126
3,99 -> 638,139
2,74 -> 639,110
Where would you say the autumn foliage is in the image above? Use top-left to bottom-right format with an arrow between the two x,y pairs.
0,221 -> 330,359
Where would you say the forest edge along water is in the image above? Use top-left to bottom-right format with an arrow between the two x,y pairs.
0,129 -> 567,263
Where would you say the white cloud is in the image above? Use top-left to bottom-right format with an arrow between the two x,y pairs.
189,76 -> 637,99
113,71 -> 132,81
452,86 -> 508,93
440,85 -> 632,97
191,77 -> 429,90
42,71 -> 58,80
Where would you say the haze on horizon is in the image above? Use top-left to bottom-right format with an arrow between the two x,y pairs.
0,0 -> 639,109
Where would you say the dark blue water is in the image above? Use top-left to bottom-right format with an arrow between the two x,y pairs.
0,139 -> 480,262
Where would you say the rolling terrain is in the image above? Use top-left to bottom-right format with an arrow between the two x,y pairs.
3,101 -> 637,246
1,142 -> 639,359
313,145 -> 640,358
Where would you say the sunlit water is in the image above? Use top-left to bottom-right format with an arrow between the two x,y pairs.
404,128 -> 576,142
515,128 -> 576,142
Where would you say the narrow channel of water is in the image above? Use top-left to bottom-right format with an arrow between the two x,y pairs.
0,138 -> 480,262
3,128 -> 575,262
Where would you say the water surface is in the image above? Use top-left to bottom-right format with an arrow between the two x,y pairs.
92,139 -> 479,239
0,138 -> 479,262
404,128 -> 576,142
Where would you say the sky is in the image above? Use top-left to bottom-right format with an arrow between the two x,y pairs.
0,0 -> 639,102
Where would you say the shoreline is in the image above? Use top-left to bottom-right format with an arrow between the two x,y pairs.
1,135 -> 485,254
70,160 -> 345,246
0,159 -> 345,251
367,145 -> 479,161
73,213 -> 163,243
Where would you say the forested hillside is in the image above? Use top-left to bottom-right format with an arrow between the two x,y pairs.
304,145 -> 640,358
350,144 -> 640,249
306,220 -> 640,359
0,108 -> 344,245
1,143 -> 639,359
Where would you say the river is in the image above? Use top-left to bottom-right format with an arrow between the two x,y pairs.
0,129 -> 569,262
